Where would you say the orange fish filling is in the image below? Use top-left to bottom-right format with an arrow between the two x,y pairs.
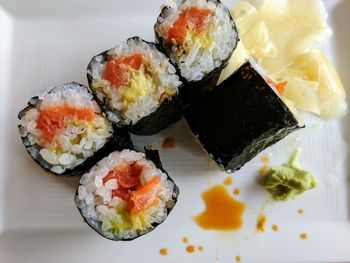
103,162 -> 161,215
103,163 -> 143,201
103,53 -> 143,88
128,176 -> 161,215
36,105 -> 95,143
166,7 -> 214,44
266,78 -> 288,94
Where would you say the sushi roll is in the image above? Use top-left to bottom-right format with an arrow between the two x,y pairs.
184,61 -> 304,173
18,82 -> 133,176
154,0 -> 238,106
87,37 -> 183,135
75,149 -> 179,241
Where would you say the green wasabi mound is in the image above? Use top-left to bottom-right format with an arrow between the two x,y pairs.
264,150 -> 317,201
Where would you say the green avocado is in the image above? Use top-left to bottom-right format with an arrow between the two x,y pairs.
264,149 -> 317,201
109,208 -> 151,234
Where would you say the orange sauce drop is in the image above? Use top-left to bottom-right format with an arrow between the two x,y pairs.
256,215 -> 267,232
260,155 -> 270,163
300,233 -> 308,239
235,255 -> 241,262
194,185 -> 245,230
272,224 -> 279,231
297,209 -> 304,214
198,246 -> 203,252
233,188 -> 240,196
259,165 -> 269,176
159,248 -> 168,256
182,237 -> 189,243
223,176 -> 233,186
186,245 -> 196,253
162,137 -> 176,149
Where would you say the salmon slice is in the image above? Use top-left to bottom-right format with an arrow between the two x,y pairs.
166,7 -> 214,44
167,12 -> 188,44
103,53 -> 143,88
187,7 -> 214,35
128,176 -> 161,215
103,162 -> 144,200
36,105 -> 95,143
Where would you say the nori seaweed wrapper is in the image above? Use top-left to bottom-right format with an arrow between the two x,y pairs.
18,82 -> 133,177
154,0 -> 239,107
86,37 -> 183,136
184,61 -> 303,173
74,148 -> 179,241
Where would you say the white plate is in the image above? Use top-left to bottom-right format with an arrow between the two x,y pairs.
0,0 -> 349,262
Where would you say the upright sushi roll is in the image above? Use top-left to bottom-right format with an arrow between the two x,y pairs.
154,0 -> 238,106
184,61 -> 304,172
75,149 -> 179,241
87,37 -> 183,135
18,82 -> 133,176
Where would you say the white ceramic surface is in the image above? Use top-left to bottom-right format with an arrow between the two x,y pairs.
0,0 -> 349,262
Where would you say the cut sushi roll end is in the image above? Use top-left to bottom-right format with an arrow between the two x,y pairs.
155,0 -> 238,105
87,37 -> 183,135
75,149 -> 179,241
155,0 -> 238,82
18,82 -> 132,176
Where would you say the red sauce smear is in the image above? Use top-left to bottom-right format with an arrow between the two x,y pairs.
103,53 -> 143,88
166,7 -> 214,44
36,105 -> 95,143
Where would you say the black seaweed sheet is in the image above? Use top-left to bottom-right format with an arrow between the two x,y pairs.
184,61 -> 303,172
86,37 -> 183,136
18,82 -> 133,177
75,148 -> 179,241
154,0 -> 239,107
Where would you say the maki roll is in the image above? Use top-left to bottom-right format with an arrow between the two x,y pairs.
18,82 -> 133,176
87,37 -> 183,135
184,61 -> 304,173
154,0 -> 238,106
75,149 -> 179,241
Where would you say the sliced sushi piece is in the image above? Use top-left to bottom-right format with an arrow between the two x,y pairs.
18,82 -> 133,176
154,0 -> 238,106
87,37 -> 183,135
75,149 -> 179,241
184,61 -> 304,173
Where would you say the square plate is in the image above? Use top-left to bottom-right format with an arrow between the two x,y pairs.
0,0 -> 349,262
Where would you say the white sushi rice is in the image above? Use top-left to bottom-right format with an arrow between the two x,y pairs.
88,38 -> 182,125
155,0 -> 237,81
76,150 -> 176,240
19,83 -> 113,174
